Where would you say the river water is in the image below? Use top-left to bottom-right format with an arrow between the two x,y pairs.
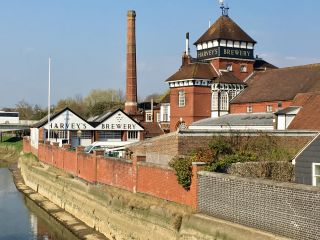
0,168 -> 80,240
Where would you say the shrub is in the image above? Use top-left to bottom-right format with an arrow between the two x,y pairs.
169,156 -> 193,190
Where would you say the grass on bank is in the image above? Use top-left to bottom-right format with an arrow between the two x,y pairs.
0,136 -> 23,152
0,136 -> 23,164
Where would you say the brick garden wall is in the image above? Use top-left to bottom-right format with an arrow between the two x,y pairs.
198,171 -> 320,240
128,131 -> 312,166
23,138 -> 198,208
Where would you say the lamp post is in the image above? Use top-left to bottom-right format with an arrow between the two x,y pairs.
76,130 -> 82,146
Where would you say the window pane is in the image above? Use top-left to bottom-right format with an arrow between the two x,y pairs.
316,177 -> 320,186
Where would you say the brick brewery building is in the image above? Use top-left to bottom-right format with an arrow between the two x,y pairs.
166,2 -> 320,131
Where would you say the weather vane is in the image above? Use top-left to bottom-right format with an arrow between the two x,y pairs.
219,0 -> 229,16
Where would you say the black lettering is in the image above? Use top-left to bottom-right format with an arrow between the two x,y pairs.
66,123 -> 70,129
82,123 -> 86,129
71,123 -> 75,129
54,123 -> 59,129
128,124 -> 132,130
60,123 -> 64,129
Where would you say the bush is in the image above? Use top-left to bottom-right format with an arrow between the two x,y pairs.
169,156 -> 193,190
206,152 -> 257,172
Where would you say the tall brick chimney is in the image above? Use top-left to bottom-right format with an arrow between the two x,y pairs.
125,10 -> 138,115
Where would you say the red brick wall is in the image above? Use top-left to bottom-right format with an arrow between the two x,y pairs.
22,139 -> 199,208
230,100 -> 293,114
77,153 -> 97,183
211,59 -> 254,81
170,86 -> 211,131
97,157 -> 134,191
64,150 -> 77,175
137,163 -> 197,207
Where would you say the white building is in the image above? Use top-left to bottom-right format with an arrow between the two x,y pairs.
30,107 -> 144,149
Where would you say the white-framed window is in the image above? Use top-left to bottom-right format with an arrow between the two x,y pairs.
212,92 -> 218,111
220,92 -> 229,111
146,112 -> 152,122
247,105 -> 253,113
156,112 -> 160,122
312,163 -> 320,186
240,64 -> 247,73
46,130 -> 68,139
163,107 -> 169,121
98,131 -> 121,140
128,131 -> 138,140
266,105 -> 273,112
229,91 -> 237,100
178,90 -> 186,107
226,63 -> 233,72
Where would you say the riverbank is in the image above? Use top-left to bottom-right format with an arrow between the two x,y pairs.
18,152 -> 288,240
2,140 -> 289,240
0,142 -> 108,240
10,163 -> 108,240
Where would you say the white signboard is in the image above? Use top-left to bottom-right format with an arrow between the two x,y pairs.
95,110 -> 143,131
43,109 -> 94,130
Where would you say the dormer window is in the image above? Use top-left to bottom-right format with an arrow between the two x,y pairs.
226,63 -> 233,72
240,64 -> 247,73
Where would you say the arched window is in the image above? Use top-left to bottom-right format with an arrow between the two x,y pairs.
178,90 -> 185,107
220,92 -> 229,111
212,92 -> 218,111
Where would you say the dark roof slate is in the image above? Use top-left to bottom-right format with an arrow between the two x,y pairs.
191,113 -> 274,127
32,107 -> 91,128
194,16 -> 256,45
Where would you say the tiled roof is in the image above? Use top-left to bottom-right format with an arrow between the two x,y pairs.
166,63 -> 218,82
288,92 -> 320,130
140,122 -> 164,138
231,63 -> 320,104
215,71 -> 245,85
194,15 -> 256,45
254,59 -> 278,71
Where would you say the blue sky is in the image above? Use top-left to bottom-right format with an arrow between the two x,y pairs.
1,0 -> 320,108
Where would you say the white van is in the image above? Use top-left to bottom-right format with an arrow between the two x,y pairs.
104,146 -> 127,158
84,141 -> 130,154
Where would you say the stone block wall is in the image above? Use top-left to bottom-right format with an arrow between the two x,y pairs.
198,171 -> 320,240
